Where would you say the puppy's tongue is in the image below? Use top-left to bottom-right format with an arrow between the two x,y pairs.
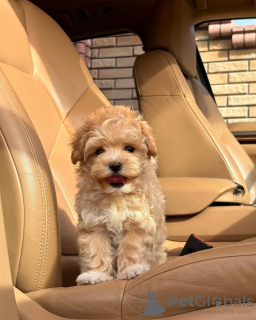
107,175 -> 126,185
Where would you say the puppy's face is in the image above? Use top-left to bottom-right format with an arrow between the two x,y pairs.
71,106 -> 157,193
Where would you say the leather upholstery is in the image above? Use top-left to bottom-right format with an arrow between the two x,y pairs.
134,50 -> 251,202
0,0 -> 108,291
27,242 -> 256,319
144,0 -> 196,78
135,0 -> 256,203
1,0 -> 255,318
159,177 -> 246,216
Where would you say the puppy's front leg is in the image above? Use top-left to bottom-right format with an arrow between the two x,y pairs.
117,218 -> 155,280
76,224 -> 115,285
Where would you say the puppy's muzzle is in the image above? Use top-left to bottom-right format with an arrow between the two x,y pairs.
109,162 -> 122,173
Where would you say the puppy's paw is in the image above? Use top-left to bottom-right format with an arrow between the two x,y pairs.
117,263 -> 150,280
76,271 -> 113,285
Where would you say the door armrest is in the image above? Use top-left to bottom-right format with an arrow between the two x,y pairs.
159,177 -> 246,216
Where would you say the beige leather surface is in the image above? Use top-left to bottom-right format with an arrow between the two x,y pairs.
135,0 -> 256,204
0,66 -> 62,292
0,193 -> 20,320
134,50 -> 250,203
166,205 -> 256,241
159,177 -> 245,216
227,122 -> 256,168
188,78 -> 256,203
144,0 -> 196,78
62,239 -> 244,286
228,122 -> 256,132
27,242 -> 256,319
0,0 -> 109,291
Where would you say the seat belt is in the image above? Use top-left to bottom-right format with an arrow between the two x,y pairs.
0,192 -> 20,320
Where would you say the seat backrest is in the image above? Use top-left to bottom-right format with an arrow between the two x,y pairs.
0,0 -> 109,292
134,0 -> 256,203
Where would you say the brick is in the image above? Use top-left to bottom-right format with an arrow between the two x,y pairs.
91,59 -> 115,69
200,51 -> 228,62
90,70 -> 98,79
229,95 -> 256,106
249,83 -> 256,94
94,79 -> 115,89
229,72 -> 256,83
230,49 -> 256,60
203,63 -> 208,72
91,49 -> 98,58
117,35 -> 142,46
209,40 -> 232,50
228,118 -> 256,123
250,60 -> 256,70
197,41 -> 208,51
92,37 -> 116,48
134,46 -> 144,56
132,89 -> 137,99
195,30 -> 209,40
99,47 -> 132,58
208,73 -> 228,84
117,57 -> 136,67
84,39 -> 92,48
75,42 -> 85,54
215,96 -> 227,107
99,68 -> 133,79
116,78 -> 135,89
212,84 -> 248,95
208,61 -> 248,73
219,107 -> 248,118
102,89 -> 132,100
249,106 -> 256,117
114,99 -> 139,109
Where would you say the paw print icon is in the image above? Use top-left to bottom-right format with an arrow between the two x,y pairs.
212,296 -> 222,307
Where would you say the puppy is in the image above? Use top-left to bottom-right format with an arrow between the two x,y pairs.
71,106 -> 167,285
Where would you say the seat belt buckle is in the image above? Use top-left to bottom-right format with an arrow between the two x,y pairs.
180,234 -> 213,256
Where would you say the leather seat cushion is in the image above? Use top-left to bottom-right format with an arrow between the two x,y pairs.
28,242 -> 256,319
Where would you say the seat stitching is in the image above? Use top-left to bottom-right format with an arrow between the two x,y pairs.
0,74 -> 48,291
0,129 -> 25,285
124,250 -> 256,292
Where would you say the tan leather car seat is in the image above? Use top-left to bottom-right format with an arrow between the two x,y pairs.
0,0 -> 255,319
134,0 -> 256,204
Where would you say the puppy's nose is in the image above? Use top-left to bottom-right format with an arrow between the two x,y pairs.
109,162 -> 122,172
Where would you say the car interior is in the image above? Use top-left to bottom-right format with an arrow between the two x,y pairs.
0,0 -> 255,319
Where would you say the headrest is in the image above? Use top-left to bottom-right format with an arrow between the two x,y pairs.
144,0 -> 196,78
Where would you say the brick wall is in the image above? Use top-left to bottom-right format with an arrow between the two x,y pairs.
196,21 -> 256,123
75,22 -> 256,122
86,34 -> 144,109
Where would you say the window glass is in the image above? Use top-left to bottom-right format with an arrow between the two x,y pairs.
196,19 -> 256,123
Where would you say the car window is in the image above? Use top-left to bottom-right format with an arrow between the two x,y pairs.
74,33 -> 144,110
196,19 -> 256,123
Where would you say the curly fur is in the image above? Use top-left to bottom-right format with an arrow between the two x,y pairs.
71,106 -> 167,285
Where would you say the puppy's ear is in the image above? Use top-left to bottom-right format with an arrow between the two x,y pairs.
140,121 -> 157,157
71,126 -> 89,165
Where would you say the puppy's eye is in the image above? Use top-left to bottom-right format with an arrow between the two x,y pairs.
125,146 -> 135,153
95,148 -> 105,155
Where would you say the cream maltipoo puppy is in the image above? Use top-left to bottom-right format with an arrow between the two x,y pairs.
71,106 -> 167,285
